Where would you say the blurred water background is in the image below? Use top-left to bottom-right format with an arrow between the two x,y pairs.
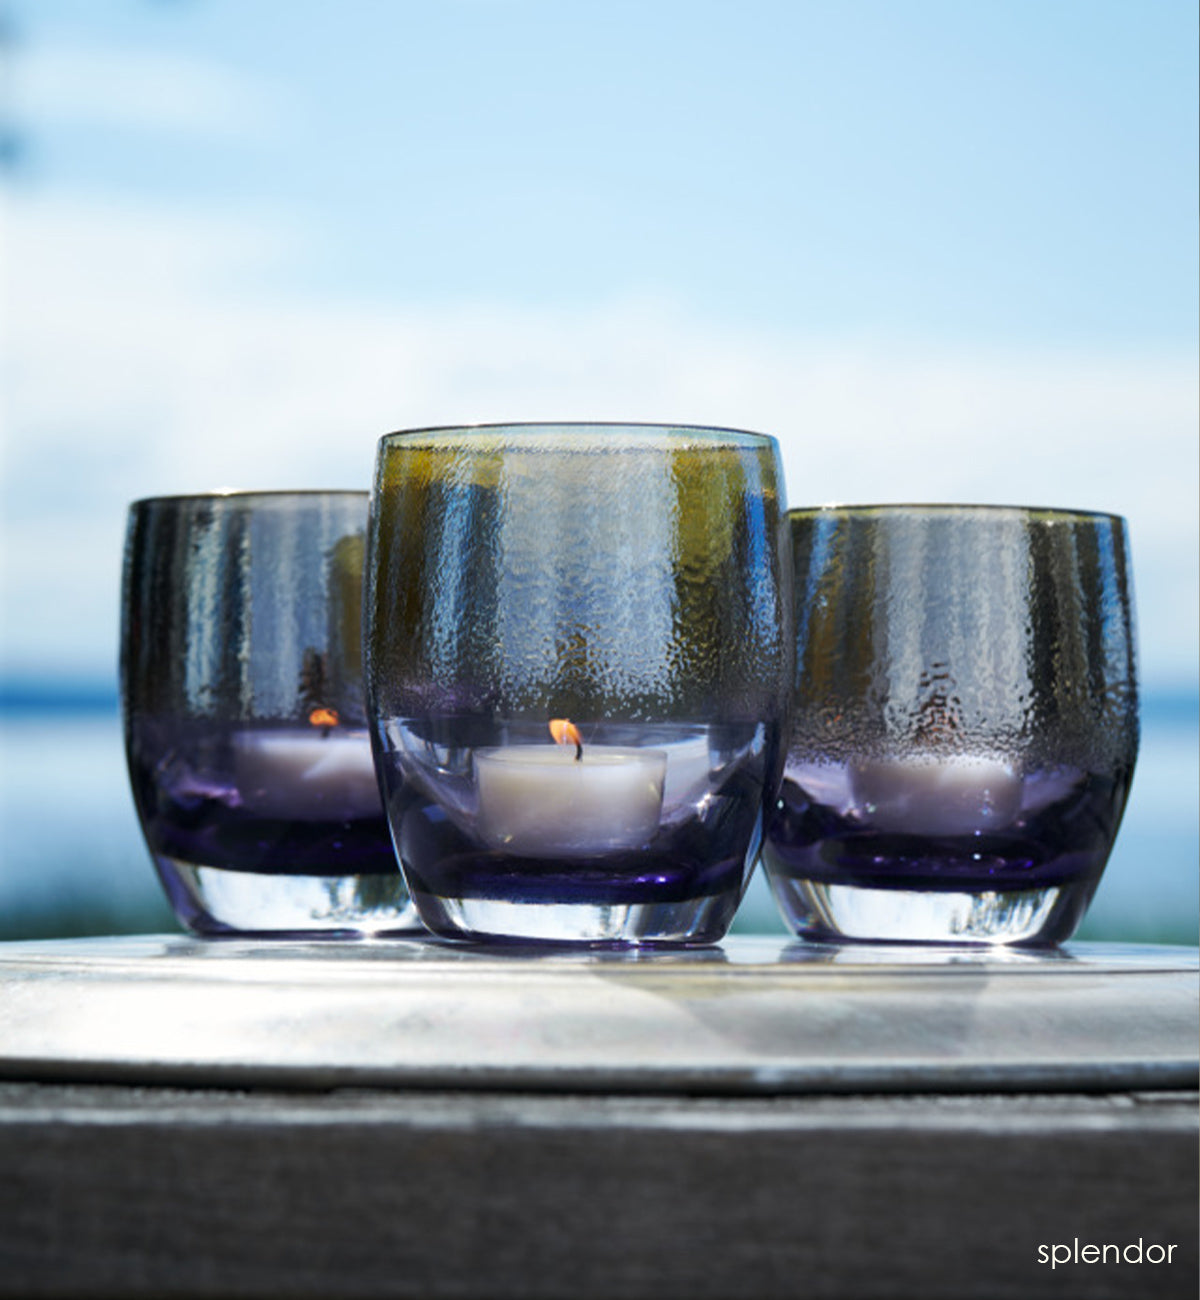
1,3 -> 1195,946
1,681 -> 1194,944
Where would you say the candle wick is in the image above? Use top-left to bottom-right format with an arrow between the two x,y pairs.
309,706 -> 340,738
549,718 -> 584,762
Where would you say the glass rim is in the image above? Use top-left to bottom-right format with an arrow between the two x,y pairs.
377,421 -> 777,449
128,489 -> 368,510
786,502 -> 1128,526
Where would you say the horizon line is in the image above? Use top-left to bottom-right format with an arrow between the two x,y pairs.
1,674 -> 1196,723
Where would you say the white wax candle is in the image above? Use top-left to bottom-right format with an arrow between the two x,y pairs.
850,755 -> 1022,837
474,746 -> 667,858
233,729 -> 382,821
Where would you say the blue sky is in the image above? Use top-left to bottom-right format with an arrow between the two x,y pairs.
1,0 -> 1197,685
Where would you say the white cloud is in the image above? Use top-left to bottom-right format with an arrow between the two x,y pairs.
12,42 -> 284,141
3,191 -> 1197,685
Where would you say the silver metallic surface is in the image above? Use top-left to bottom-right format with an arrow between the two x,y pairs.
1,936 -> 1194,1093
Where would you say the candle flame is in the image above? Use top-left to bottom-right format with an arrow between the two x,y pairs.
549,718 -> 583,761
308,707 -> 339,728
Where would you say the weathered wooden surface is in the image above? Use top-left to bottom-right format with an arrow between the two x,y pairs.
0,937 -> 1196,1298
0,1083 -> 1195,1299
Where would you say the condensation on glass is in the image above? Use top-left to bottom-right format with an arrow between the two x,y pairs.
366,424 -> 791,946
762,504 -> 1139,946
121,491 -> 417,937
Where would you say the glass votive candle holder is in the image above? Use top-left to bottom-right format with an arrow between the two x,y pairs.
762,504 -> 1139,947
121,491 -> 418,937
365,423 -> 790,946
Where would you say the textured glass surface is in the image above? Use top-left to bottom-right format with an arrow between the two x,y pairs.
763,504 -> 1139,946
121,491 -> 416,937
366,423 -> 789,945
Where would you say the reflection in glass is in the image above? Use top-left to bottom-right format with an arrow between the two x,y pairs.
763,504 -> 1138,946
366,424 -> 790,945
122,491 -> 417,936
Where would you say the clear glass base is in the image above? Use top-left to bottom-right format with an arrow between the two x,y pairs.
768,877 -> 1097,947
411,890 -> 738,947
156,856 -> 422,938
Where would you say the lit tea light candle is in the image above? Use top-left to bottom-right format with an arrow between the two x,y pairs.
850,755 -> 1023,837
474,719 -> 667,857
233,709 -> 383,821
